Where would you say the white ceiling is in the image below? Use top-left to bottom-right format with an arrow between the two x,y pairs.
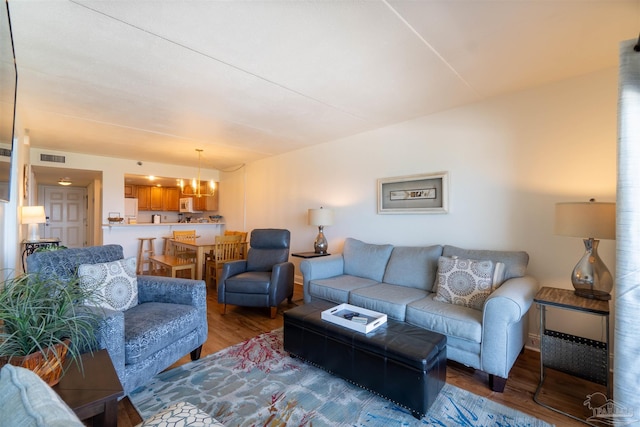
7,0 -> 639,184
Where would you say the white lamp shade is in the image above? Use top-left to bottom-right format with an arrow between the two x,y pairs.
308,208 -> 334,226
21,206 -> 46,224
555,202 -> 615,240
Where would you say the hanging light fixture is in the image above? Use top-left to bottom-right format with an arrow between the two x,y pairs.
179,149 -> 216,198
57,177 -> 72,186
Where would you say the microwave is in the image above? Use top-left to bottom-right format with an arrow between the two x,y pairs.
179,197 -> 200,213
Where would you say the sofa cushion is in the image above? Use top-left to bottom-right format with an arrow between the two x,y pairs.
382,245 -> 443,291
124,302 -> 201,364
0,364 -> 84,427
343,238 -> 394,281
137,401 -> 224,427
442,245 -> 528,281
78,257 -> 138,311
309,275 -> 378,303
433,256 -> 504,310
349,283 -> 428,321
406,294 -> 483,343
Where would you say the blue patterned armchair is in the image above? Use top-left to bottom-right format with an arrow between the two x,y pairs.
26,244 -> 208,396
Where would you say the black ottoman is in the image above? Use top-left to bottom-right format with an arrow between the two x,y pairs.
283,301 -> 446,418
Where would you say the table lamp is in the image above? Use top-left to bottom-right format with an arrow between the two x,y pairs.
21,205 -> 47,241
308,207 -> 334,254
555,199 -> 616,300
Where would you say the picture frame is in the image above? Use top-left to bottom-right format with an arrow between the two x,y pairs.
23,164 -> 29,200
377,172 -> 448,214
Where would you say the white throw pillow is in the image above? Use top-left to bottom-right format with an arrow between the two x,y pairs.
78,257 -> 138,311
434,256 -> 504,310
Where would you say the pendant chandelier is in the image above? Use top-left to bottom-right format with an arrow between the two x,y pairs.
179,149 -> 216,198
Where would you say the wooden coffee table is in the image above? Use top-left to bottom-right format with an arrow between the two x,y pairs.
53,349 -> 124,427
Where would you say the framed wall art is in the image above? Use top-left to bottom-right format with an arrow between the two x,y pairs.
377,172 -> 448,214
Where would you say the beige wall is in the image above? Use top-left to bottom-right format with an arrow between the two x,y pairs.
221,67 -> 618,347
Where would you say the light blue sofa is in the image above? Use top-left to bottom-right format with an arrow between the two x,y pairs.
26,244 -> 208,396
0,364 -> 223,426
300,238 -> 538,392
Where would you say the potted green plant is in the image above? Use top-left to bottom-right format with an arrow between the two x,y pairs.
0,272 -> 100,386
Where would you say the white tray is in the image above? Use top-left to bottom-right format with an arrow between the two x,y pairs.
321,303 -> 387,334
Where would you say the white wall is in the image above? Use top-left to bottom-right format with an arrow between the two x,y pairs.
222,68 -> 618,346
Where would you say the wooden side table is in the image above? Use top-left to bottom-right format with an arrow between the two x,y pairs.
53,349 -> 124,427
291,252 -> 331,258
533,286 -> 610,424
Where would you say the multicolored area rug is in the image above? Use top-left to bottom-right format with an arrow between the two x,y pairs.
130,329 -> 552,427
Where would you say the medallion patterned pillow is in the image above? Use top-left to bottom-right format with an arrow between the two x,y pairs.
433,256 -> 505,310
78,257 -> 138,311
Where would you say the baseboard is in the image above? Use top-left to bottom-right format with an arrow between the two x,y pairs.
526,332 -> 540,352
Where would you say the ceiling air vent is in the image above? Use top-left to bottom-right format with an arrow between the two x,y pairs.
40,153 -> 66,163
0,148 -> 10,157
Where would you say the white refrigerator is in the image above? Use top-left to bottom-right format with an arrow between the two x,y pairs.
124,198 -> 138,223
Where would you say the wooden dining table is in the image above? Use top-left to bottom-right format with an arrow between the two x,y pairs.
169,237 -> 218,280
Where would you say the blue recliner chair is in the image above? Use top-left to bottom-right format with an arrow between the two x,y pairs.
26,244 -> 207,395
218,229 -> 294,318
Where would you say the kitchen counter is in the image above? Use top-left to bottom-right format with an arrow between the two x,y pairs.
101,222 -> 226,262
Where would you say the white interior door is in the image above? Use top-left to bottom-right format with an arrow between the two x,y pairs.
42,186 -> 87,248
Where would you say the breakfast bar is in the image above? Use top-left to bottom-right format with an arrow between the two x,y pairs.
101,222 -> 225,270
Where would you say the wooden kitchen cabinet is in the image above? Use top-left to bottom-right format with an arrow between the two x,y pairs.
180,185 -> 195,198
137,186 -> 151,210
150,187 -> 163,211
126,183 -> 206,212
193,195 -> 207,211
163,187 -> 180,211
206,191 -> 218,211
124,184 -> 137,198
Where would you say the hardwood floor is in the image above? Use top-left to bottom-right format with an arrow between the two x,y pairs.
117,285 -> 603,426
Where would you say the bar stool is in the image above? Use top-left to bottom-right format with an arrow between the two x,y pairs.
136,237 -> 156,275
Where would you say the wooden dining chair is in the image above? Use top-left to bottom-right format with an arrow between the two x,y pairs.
172,230 -> 197,261
173,230 -> 196,239
205,234 -> 243,288
224,230 -> 249,259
